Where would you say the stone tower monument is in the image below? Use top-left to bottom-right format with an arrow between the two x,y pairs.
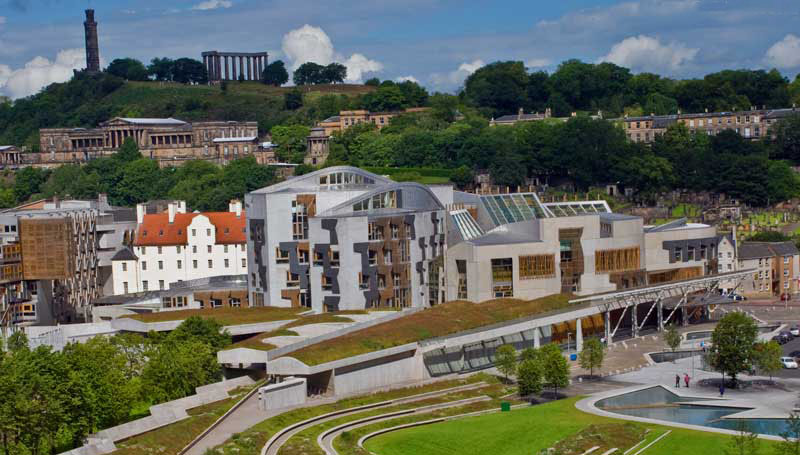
84,9 -> 100,73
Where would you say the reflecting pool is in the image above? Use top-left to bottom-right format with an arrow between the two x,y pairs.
597,387 -> 790,436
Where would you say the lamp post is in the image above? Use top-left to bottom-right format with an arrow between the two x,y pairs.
567,332 -> 572,355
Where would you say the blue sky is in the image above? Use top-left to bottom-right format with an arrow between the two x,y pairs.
1,0 -> 799,98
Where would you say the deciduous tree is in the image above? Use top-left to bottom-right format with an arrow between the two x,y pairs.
710,312 -> 758,386
578,337 -> 605,377
494,344 -> 517,381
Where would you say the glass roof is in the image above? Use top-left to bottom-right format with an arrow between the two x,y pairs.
450,209 -> 485,241
480,193 -> 612,226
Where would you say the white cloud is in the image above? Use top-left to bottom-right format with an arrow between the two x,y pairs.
395,75 -> 419,83
191,0 -> 233,11
765,34 -> 800,69
526,58 -> 551,69
0,49 -> 85,99
281,24 -> 382,83
598,35 -> 698,72
430,59 -> 484,89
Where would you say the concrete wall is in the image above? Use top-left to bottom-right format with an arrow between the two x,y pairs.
258,377 -> 307,410
333,350 -> 425,396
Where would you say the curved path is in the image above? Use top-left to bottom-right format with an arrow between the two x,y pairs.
318,396 -> 491,455
262,382 -> 488,455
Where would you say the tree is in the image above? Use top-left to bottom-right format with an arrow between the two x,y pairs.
726,421 -> 760,455
540,344 -> 570,398
284,89 -> 303,110
106,58 -> 149,81
464,61 -> 529,117
271,125 -> 311,163
450,165 -> 474,189
752,340 -> 782,380
664,324 -> 681,353
168,316 -> 231,351
261,60 -> 289,86
494,344 -> 517,381
364,77 -> 380,87
293,62 -> 325,85
517,358 -> 543,396
148,57 -> 174,81
321,63 -> 347,84
6,331 -> 28,352
171,58 -> 208,84
578,337 -> 605,377
117,159 -> 163,205
117,136 -> 142,162
710,312 -> 758,386
13,166 -> 47,202
362,85 -> 406,112
141,339 -> 221,403
778,412 -> 800,455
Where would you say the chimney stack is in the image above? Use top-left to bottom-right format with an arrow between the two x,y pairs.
136,203 -> 146,224
229,200 -> 243,218
168,203 -> 177,224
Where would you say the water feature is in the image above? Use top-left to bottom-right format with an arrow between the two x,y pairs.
597,386 -> 791,436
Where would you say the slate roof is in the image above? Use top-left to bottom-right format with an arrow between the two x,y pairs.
0,146 -> 18,151
118,117 -> 186,125
738,241 -> 799,260
111,248 -> 138,261
134,211 -> 246,246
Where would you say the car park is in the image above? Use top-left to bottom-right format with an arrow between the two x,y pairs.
782,357 -> 798,369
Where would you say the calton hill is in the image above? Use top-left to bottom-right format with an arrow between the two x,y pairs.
0,58 -> 799,216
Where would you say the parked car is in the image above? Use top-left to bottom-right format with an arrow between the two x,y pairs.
729,294 -> 747,301
774,333 -> 792,344
791,326 -> 800,337
782,357 -> 798,369
781,331 -> 795,340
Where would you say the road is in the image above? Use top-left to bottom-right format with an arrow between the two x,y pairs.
775,333 -> 800,379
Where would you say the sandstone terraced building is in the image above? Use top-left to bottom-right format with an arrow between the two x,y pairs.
37,117 -> 268,168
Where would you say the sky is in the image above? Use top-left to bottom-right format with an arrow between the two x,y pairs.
0,0 -> 799,99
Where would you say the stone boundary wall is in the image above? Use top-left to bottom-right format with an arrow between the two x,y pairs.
58,375 -> 255,455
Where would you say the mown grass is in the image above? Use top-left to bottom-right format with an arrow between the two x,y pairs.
222,311 -> 369,352
286,294 -> 573,366
122,306 -> 304,325
364,396 -> 780,455
209,375 -> 489,455
110,386 -> 251,455
279,382 -> 511,455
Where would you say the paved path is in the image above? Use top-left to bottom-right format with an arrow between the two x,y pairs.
185,388 -> 271,455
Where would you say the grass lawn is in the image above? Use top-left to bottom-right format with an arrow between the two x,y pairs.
211,375 -> 489,455
110,386 -> 251,455
122,306 -> 304,325
364,396 -> 779,455
278,382 -> 512,455
286,294 -> 573,366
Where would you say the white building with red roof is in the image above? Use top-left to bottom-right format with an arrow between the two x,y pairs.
111,200 -> 247,297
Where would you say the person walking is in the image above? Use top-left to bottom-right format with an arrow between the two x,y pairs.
684,373 -> 690,388
675,374 -> 681,388
719,382 -> 725,396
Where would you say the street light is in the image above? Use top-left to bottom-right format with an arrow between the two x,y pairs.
567,332 -> 572,355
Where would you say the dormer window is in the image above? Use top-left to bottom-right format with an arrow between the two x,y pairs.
143,230 -> 148,237
178,229 -> 182,235
159,229 -> 164,236
225,228 -> 230,234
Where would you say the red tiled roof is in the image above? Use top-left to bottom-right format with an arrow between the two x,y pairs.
134,211 -> 246,246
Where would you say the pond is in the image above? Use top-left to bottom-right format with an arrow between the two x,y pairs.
597,386 -> 791,436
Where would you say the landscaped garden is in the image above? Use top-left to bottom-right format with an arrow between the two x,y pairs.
285,294 -> 573,365
363,396 -> 778,455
